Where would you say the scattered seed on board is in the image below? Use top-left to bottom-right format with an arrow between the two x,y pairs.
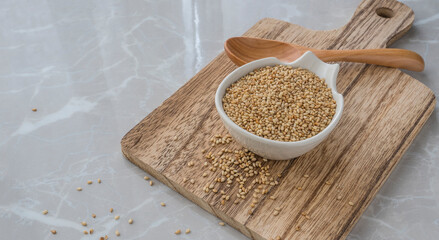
115,230 -> 120,236
77,187 -> 82,191
128,218 -> 133,224
110,208 -> 114,213
98,178 -> 102,183
219,222 -> 225,226
160,202 -> 166,207
92,213 -> 96,218
89,229 -> 94,234
114,215 -> 120,220
175,229 -> 181,235
42,210 -> 48,215
81,221 -> 87,226
32,108 -> 37,112
185,229 -> 191,234
348,201 -> 354,206
50,230 -> 56,235
149,181 -> 154,186
83,230 -> 88,235
87,180 -> 92,185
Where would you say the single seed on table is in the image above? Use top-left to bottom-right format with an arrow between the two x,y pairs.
160,202 -> 166,207
81,221 -> 87,226
173,136 -> 178,140
77,187 -> 82,191
50,230 -> 56,235
305,215 -> 311,220
202,172 -> 208,177
303,174 -> 309,178
275,236 -> 282,240
337,195 -> 342,200
115,230 -> 120,236
175,229 -> 181,235
183,177 -> 188,183
219,222 -> 225,226
42,210 -> 48,215
269,196 -> 277,200
83,230 -> 88,235
98,178 -> 101,183
274,207 -> 281,211
92,213 -> 96,218
105,235 -> 109,240
149,180 -> 154,186
301,212 -> 307,216
100,237 -> 104,240
325,181 -> 332,185
110,208 -> 114,213
190,179 -> 195,184
128,218 -> 133,224
89,229 -> 94,234
348,201 -> 354,206
144,176 -> 150,180
273,210 -> 279,216
185,228 -> 191,234
297,187 -> 302,190
32,108 -> 37,112
114,215 -> 120,220
87,180 -> 92,185
296,226 -> 301,231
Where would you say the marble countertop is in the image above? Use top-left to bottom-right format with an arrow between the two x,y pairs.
1,0 -> 438,239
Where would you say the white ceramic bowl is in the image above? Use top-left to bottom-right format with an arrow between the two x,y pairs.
215,51 -> 343,160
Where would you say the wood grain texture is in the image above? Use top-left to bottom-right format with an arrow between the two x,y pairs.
121,0 -> 436,239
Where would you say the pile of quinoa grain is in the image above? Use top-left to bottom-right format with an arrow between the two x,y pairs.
222,65 -> 336,142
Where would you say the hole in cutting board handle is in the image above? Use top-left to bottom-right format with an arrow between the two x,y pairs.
375,7 -> 394,18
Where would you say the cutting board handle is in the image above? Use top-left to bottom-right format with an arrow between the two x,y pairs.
337,0 -> 414,49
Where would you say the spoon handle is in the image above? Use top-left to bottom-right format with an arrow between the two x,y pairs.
312,48 -> 424,72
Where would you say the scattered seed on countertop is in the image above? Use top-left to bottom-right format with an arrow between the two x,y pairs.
32,108 -> 37,112
110,208 -> 114,213
76,187 -> 82,191
81,221 -> 87,226
98,178 -> 101,183
160,202 -> 166,207
87,180 -> 92,185
144,176 -> 150,180
115,230 -> 120,236
149,181 -> 154,186
219,222 -> 225,226
175,229 -> 181,235
83,230 -> 88,235
42,210 -> 48,215
89,229 -> 94,234
185,229 -> 191,234
50,230 -> 56,235
114,215 -> 120,220
100,237 -> 104,240
92,213 -> 96,218
128,218 -> 133,224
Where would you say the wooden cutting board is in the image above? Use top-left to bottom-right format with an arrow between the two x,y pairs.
121,0 -> 436,239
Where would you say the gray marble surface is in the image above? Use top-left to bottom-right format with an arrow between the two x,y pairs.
0,0 -> 438,239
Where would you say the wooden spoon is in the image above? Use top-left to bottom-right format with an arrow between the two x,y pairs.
225,37 -> 424,72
